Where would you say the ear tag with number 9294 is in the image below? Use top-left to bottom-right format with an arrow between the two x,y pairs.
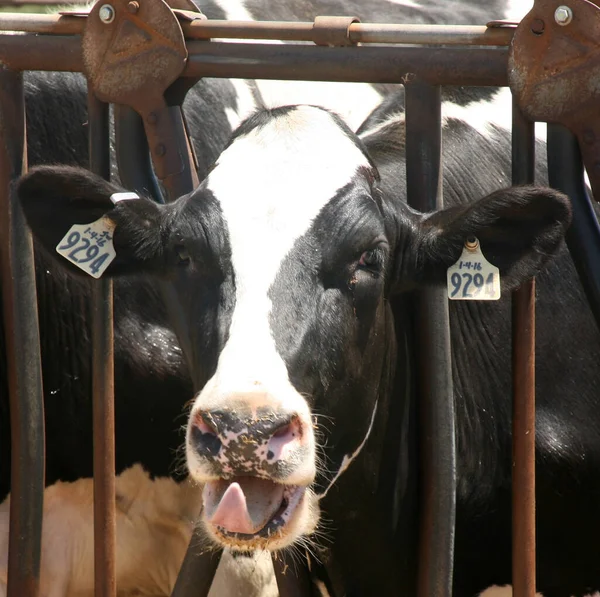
447,237 -> 500,301
55,191 -> 139,278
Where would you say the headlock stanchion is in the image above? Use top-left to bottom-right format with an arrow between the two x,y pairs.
510,102 -> 537,597
0,66 -> 45,597
405,81 -> 456,597
546,124 -> 600,333
2,3 -> 600,596
88,90 -> 117,597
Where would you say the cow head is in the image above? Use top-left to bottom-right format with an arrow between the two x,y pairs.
18,105 -> 571,552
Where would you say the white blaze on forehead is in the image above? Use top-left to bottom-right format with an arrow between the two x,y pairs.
205,106 -> 370,395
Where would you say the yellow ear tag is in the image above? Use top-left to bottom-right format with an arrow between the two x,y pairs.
54,191 -> 139,278
447,237 -> 501,301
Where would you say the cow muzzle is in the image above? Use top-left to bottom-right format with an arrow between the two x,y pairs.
186,397 -> 317,550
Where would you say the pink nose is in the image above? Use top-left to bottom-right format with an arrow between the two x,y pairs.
189,408 -> 306,471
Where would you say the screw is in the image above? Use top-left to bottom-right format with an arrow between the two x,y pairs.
155,143 -> 166,157
147,112 -> 158,125
531,18 -> 545,34
554,5 -> 573,26
127,1 -> 139,13
98,4 -> 115,23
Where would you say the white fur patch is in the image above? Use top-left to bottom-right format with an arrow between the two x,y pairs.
211,0 -> 254,21
188,106 -> 370,486
387,0 -> 422,8
223,79 -> 259,130
254,80 -> 384,132
503,0 -> 533,21
442,87 -> 547,143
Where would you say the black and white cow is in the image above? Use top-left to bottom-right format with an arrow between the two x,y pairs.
17,90 -> 596,597
8,0 -> 577,595
8,0 -> 528,502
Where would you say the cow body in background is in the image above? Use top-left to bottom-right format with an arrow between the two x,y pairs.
0,465 -> 277,597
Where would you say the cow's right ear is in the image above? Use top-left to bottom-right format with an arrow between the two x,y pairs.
17,165 -> 169,277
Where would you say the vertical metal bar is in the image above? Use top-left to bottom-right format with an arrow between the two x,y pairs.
405,81 -> 456,597
511,100 -> 536,597
273,551 -> 313,597
0,66 -> 45,597
87,89 -> 116,597
157,90 -> 222,597
161,106 -> 200,200
546,124 -> 600,334
114,105 -> 164,204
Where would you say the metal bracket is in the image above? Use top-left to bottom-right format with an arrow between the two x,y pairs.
312,15 -> 360,47
509,0 -> 600,201
82,0 -> 201,199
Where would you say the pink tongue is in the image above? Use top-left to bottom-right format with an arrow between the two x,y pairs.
203,477 -> 285,535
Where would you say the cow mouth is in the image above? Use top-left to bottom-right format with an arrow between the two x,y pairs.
202,476 -> 306,543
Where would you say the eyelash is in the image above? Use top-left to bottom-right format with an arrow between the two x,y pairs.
357,247 -> 385,273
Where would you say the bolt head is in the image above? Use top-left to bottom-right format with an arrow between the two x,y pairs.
127,1 -> 139,13
98,4 -> 115,23
554,5 -> 573,26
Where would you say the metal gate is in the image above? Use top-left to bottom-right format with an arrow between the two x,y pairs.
1,1 -> 599,596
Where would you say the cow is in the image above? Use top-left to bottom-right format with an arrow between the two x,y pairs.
9,0 -> 529,500
1,0 -> 549,595
17,89 -> 595,597
0,465 -> 277,597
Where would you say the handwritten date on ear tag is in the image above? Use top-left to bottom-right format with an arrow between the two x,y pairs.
447,237 -> 501,301
56,217 -> 117,279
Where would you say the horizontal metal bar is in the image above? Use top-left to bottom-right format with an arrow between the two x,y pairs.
0,34 -> 83,72
0,35 -> 509,85
0,14 -> 515,46
183,42 -> 508,86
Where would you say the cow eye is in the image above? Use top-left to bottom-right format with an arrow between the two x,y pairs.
357,247 -> 384,273
174,244 -> 191,266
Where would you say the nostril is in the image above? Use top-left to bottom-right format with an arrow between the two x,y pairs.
194,411 -> 217,436
267,415 -> 303,462
191,412 -> 222,457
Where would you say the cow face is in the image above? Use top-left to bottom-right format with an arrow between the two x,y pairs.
18,105 -> 571,552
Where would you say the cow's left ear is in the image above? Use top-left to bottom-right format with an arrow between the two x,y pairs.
395,185 -> 572,292
17,165 -> 170,277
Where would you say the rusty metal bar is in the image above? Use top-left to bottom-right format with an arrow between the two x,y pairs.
0,34 -> 83,72
88,90 -> 117,597
184,43 -> 508,86
0,35 -> 508,87
511,100 -> 536,597
114,105 -> 164,203
405,81 -> 456,597
546,125 -> 600,335
152,106 -> 200,200
0,14 -> 515,46
0,66 -> 45,597
273,551 -> 313,597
